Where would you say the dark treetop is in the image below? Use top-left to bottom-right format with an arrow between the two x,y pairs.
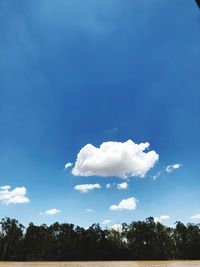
0,217 -> 200,261
195,0 -> 200,8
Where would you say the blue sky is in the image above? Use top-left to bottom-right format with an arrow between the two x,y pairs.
0,0 -> 200,228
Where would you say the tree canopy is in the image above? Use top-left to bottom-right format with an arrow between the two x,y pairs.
195,0 -> 200,8
0,217 -> 200,260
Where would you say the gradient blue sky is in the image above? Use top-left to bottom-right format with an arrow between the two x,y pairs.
0,0 -> 200,228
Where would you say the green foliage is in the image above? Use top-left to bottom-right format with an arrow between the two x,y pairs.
0,217 -> 200,260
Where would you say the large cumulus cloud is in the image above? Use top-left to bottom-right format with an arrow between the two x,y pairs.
72,140 -> 159,178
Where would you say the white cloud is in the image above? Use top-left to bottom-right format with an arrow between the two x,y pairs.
190,214 -> 200,220
86,208 -> 94,212
64,162 -> 73,169
45,208 -> 61,215
102,219 -> 112,225
160,215 -> 170,220
154,217 -> 159,222
166,163 -> 182,173
74,183 -> 101,193
106,183 -> 116,189
106,183 -> 111,189
0,186 -> 30,205
153,163 -> 182,180
154,215 -> 170,223
110,197 -> 138,211
117,182 -> 128,190
111,224 -> 123,232
0,185 -> 11,190
153,171 -> 162,180
72,140 -> 159,178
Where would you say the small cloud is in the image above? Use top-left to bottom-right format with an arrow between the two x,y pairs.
110,224 -> 122,232
154,215 -> 170,223
160,215 -> 170,220
45,208 -> 61,215
72,140 -> 159,178
153,163 -> 182,180
0,185 -> 30,205
102,219 -> 112,225
190,214 -> 200,220
106,183 -> 116,189
117,182 -> 128,190
154,217 -> 159,223
64,162 -> 73,169
106,183 -> 111,189
110,197 -> 138,211
0,185 -> 11,190
85,208 -> 94,212
74,183 -> 101,193
166,164 -> 182,173
153,171 -> 162,180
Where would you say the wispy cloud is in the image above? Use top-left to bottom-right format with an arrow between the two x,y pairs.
0,185 -> 30,205
189,214 -> 200,220
72,140 -> 159,178
85,208 -> 94,212
102,219 -> 112,225
74,183 -> 101,193
153,163 -> 182,180
106,183 -> 116,189
110,197 -> 138,211
166,164 -> 182,173
153,171 -> 162,180
106,183 -> 111,189
64,162 -> 73,169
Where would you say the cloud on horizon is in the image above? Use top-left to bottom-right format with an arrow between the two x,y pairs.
190,214 -> 200,220
102,219 -> 112,225
72,140 -> 159,178
85,208 -> 94,212
111,224 -> 123,232
154,215 -> 170,223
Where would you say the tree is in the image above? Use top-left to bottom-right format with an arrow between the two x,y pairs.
0,218 -> 24,260
187,224 -> 200,259
24,223 -> 53,260
173,221 -> 188,259
0,216 -> 200,260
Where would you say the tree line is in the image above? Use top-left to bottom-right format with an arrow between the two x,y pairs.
0,217 -> 200,260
